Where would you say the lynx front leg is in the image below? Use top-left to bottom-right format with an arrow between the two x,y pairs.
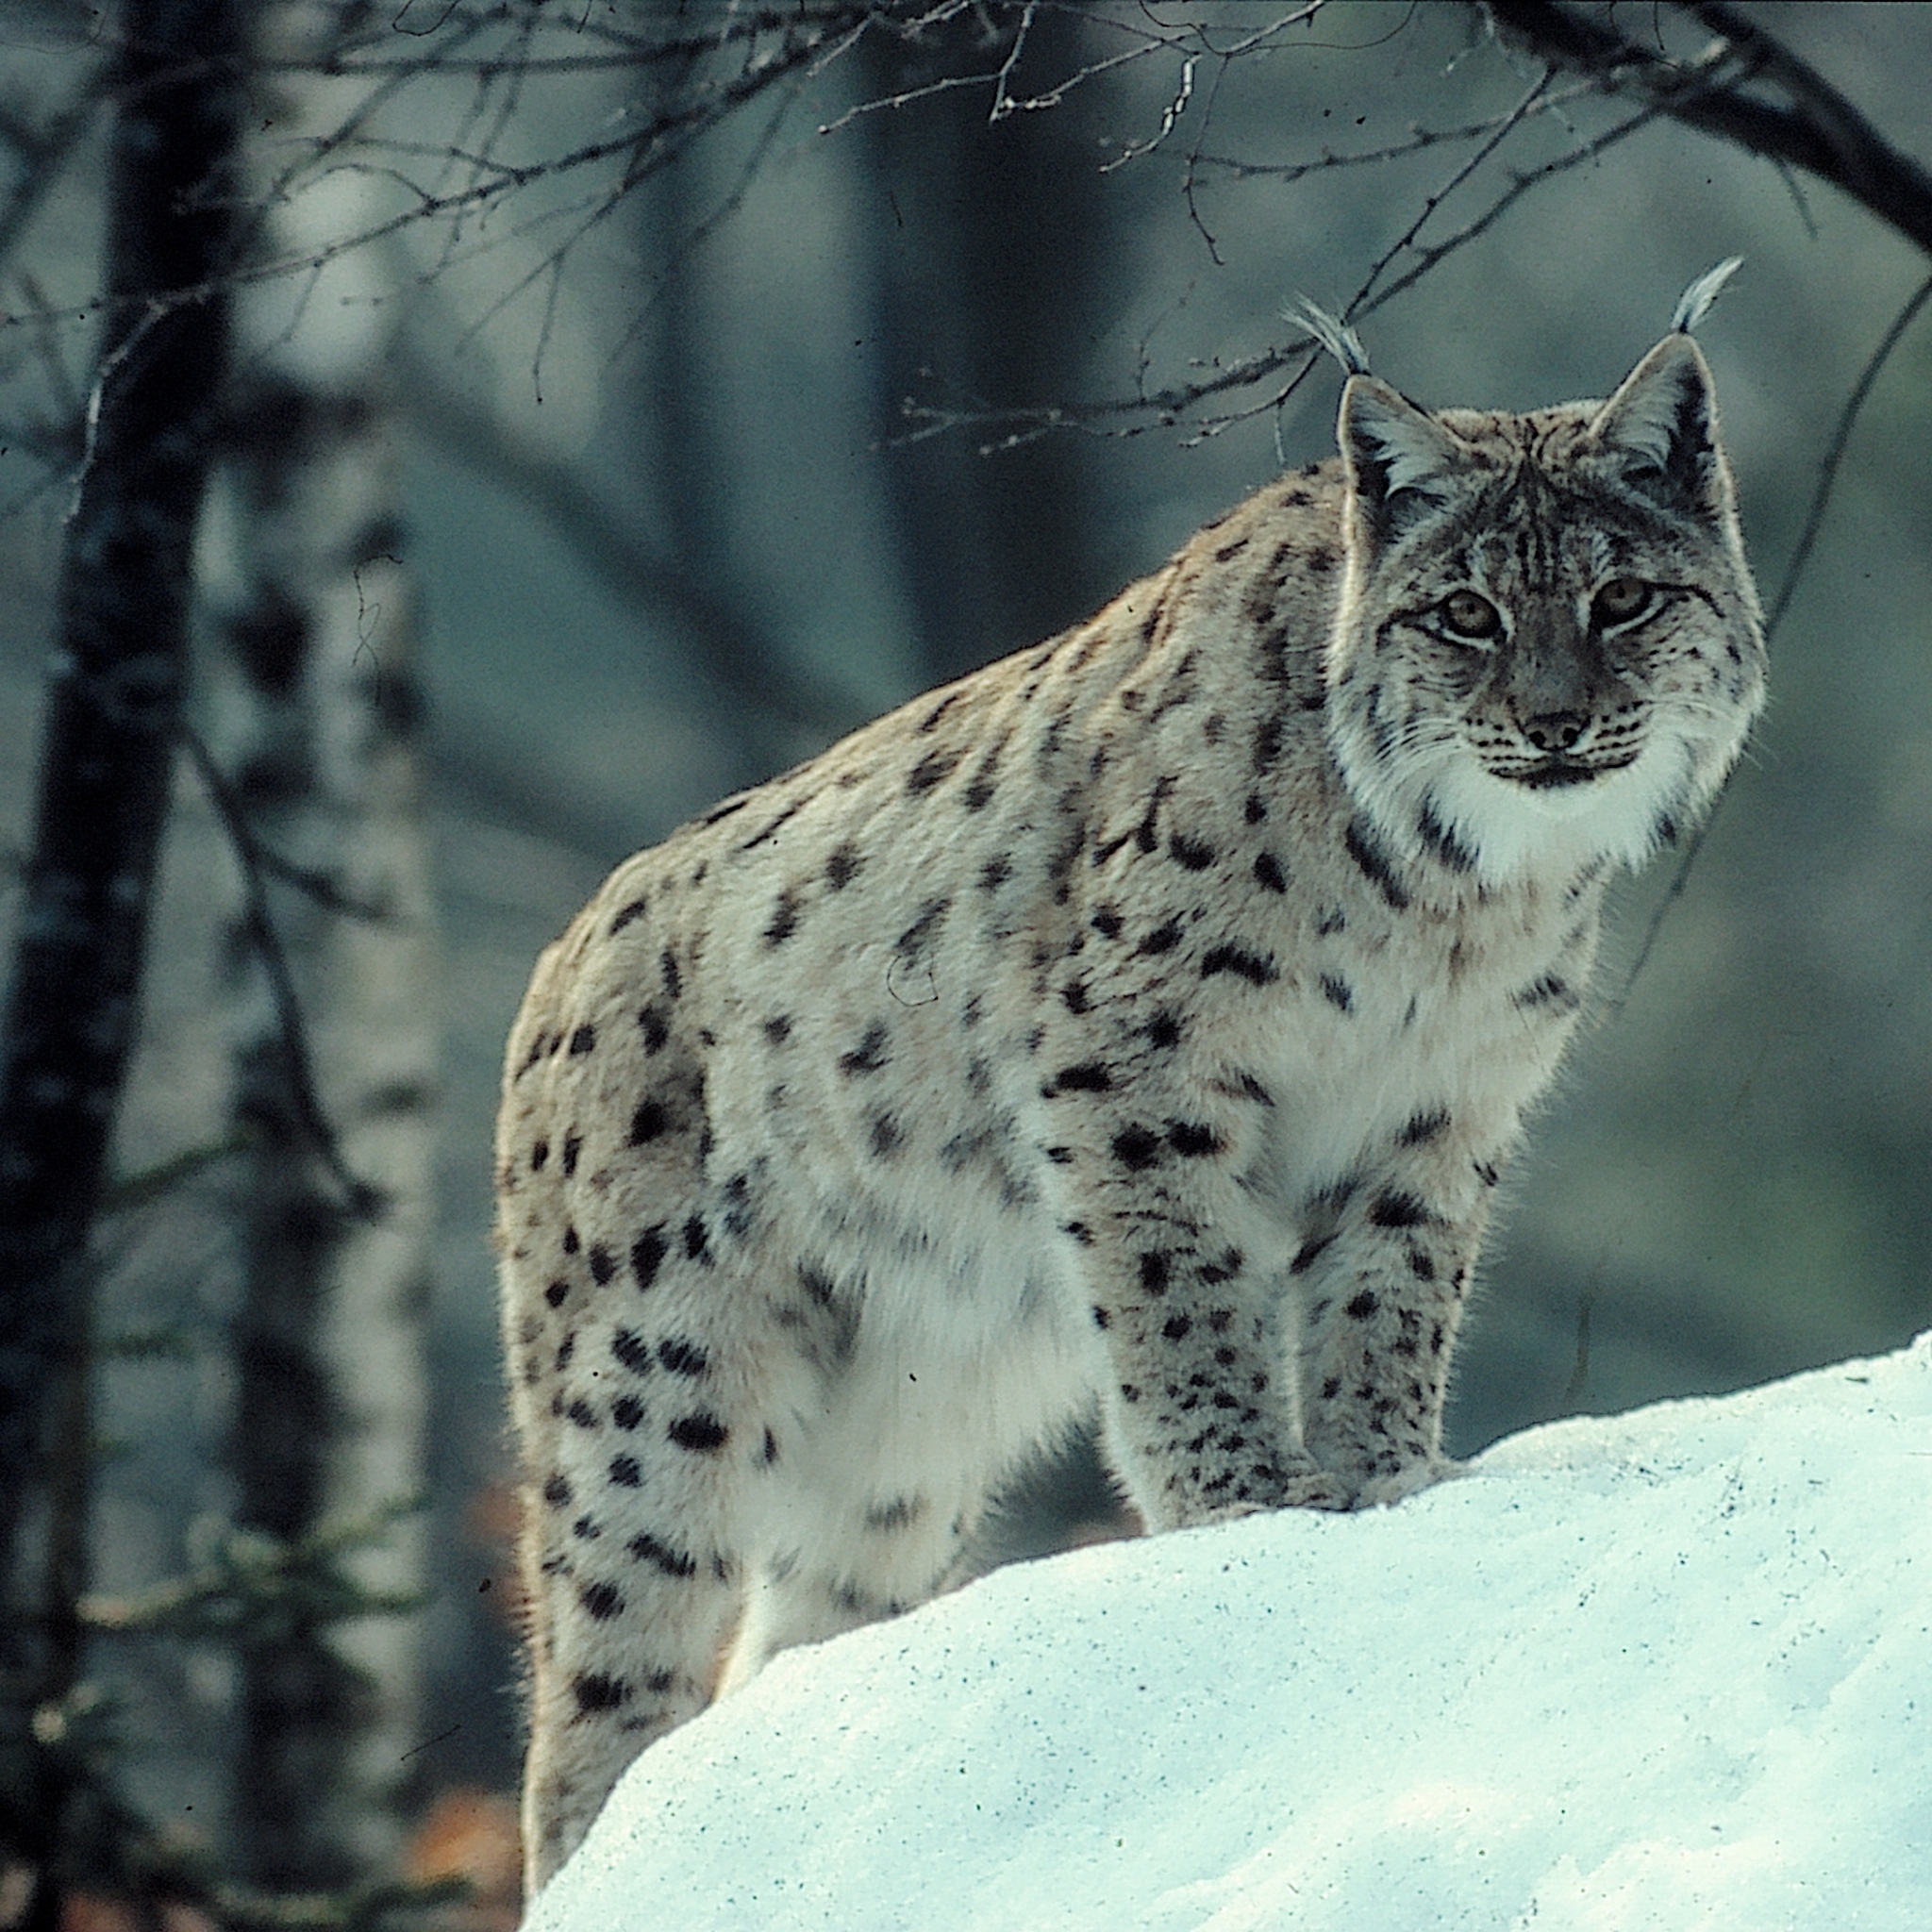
1076,1180 -> 1354,1528
1291,1123 -> 1505,1505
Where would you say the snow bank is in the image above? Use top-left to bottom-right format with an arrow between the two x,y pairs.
525,1337 -> 1931,1931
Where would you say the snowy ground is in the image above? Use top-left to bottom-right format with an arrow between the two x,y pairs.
526,1337 -> 1931,1931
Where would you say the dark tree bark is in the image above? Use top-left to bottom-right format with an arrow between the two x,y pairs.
862,8 -> 1113,686
0,0 -> 240,1903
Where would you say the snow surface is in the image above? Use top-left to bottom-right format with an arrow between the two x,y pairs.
525,1337 -> 1931,1931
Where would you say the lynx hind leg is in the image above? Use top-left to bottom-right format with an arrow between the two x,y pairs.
497,988 -> 767,1887
502,1210 -> 758,1889
515,1478 -> 742,1890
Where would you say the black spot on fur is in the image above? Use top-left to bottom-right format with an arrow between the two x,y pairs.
1253,853 -> 1288,892
1398,1107 -> 1451,1146
611,1329 -> 653,1374
568,1024 -> 596,1057
896,896 -> 952,958
1142,1010 -> 1184,1051
638,1006 -> 669,1054
1345,1290 -> 1379,1319
573,1673 -> 629,1714
544,1279 -> 568,1308
763,1014 -> 792,1044
1417,797 -> 1478,874
908,748 -> 962,795
824,843 -> 864,891
1319,974 -> 1354,1013
628,1098 -> 672,1146
1170,832 -> 1216,872
612,1394 -> 643,1429
667,1412 -> 729,1455
1139,1251 -> 1173,1295
1290,1233 -> 1335,1274
658,1338 -> 708,1377
1344,820 -> 1410,910
1167,1120 -> 1223,1157
1111,1124 -> 1164,1171
561,1134 -> 582,1178
1369,1191 -> 1430,1228
1047,1061 -> 1112,1095
1161,1313 -> 1192,1341
629,1532 -> 696,1578
631,1226 -> 668,1291
581,1580 -> 625,1621
1514,973 -> 1577,1010
1200,944 -> 1277,986
682,1216 -> 708,1262
1138,917 -> 1184,957
609,898 -> 649,935
920,690 -> 964,733
763,891 -> 800,947
840,1022 -> 891,1077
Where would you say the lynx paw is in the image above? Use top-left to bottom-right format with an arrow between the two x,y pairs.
1352,1456 -> 1467,1509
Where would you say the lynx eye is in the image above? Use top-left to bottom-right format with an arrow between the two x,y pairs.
1439,590 -> 1502,642
1592,576 -> 1654,627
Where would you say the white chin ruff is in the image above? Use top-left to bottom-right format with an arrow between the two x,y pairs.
1434,753 -> 1678,880
1349,736 -> 1703,885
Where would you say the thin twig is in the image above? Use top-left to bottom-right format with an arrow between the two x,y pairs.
177,726 -> 383,1218
1765,272 -> 1932,638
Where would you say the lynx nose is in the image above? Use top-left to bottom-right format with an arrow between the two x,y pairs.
1520,710 -> 1590,754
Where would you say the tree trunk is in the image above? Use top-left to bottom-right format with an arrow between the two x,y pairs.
206,0 -> 436,1887
861,8 -> 1111,685
0,0 -> 239,1903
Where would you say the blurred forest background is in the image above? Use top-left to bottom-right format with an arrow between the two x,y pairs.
0,0 -> 1928,1918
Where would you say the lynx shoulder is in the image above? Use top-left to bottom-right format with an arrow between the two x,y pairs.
495,328 -> 1764,1890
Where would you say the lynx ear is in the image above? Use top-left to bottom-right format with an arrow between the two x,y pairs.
1590,334 -> 1731,525
1339,375 -> 1469,545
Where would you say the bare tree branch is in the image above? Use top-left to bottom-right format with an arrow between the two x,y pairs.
178,726 -> 383,1219
1484,0 -> 1932,260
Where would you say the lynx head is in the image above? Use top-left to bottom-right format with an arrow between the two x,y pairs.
1324,333 -> 1765,884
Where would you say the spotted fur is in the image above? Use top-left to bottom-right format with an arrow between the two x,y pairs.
496,331 -> 1763,1890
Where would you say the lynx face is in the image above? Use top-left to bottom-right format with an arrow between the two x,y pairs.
1325,336 -> 1765,883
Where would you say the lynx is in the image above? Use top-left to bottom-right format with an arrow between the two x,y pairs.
495,301 -> 1764,1890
